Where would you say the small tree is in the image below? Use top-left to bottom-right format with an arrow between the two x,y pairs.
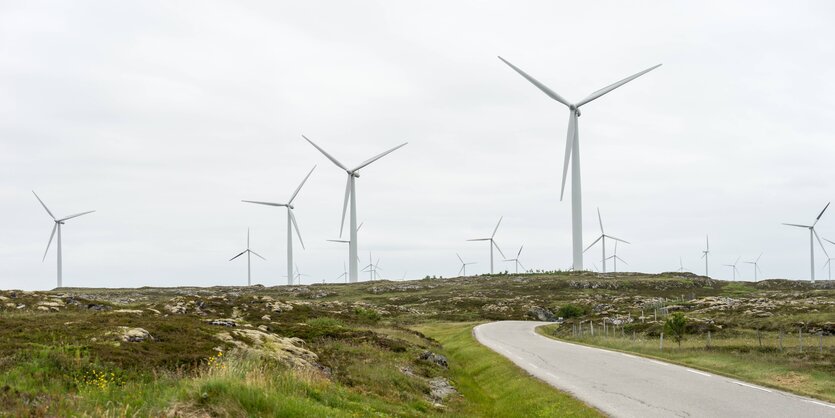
664,312 -> 687,348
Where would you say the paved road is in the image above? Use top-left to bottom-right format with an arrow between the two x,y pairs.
474,321 -> 835,418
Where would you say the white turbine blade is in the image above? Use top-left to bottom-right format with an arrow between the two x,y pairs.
491,216 -> 503,239
242,200 -> 286,207
706,235 -> 710,251
356,222 -> 364,232
606,235 -> 630,244
813,202 -> 830,226
288,165 -> 316,204
302,135 -> 348,171
559,112 -> 576,201
597,208 -> 604,234
42,223 -> 57,262
576,64 -> 662,107
583,235 -> 603,253
457,253 -> 464,264
517,245 -> 524,258
229,250 -> 247,261
458,265 -> 464,275
492,240 -> 506,259
782,223 -> 811,228
250,250 -> 266,261
617,256 -> 629,265
813,230 -> 829,257
467,238 -> 491,242
517,261 -> 527,271
497,56 -> 570,107
32,191 -> 56,220
825,238 -> 835,246
700,252 -> 706,259
289,210 -> 305,249
327,239 -> 350,243
756,252 -> 763,263
57,210 -> 95,222
339,175 -> 351,237
351,142 -> 408,172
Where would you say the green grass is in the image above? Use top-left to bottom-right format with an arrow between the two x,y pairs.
416,322 -> 602,418
539,324 -> 835,403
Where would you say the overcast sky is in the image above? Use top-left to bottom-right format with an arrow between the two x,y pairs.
2,1 -> 835,290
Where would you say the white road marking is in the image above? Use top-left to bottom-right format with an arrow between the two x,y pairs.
619,353 -> 638,359
648,359 -> 668,366
686,369 -> 712,377
733,381 -> 772,393
805,400 -> 835,409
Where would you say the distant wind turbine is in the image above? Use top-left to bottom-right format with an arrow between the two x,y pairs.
457,253 -> 477,276
243,165 -> 315,285
743,253 -> 764,282
33,191 -> 95,288
336,262 -> 348,283
677,257 -> 685,273
361,253 -> 381,280
583,208 -> 629,273
723,257 -> 741,281
229,228 -> 266,286
605,241 -> 628,273
701,235 -> 710,277
303,135 -> 406,283
782,202 -> 830,283
498,56 -> 660,271
504,245 -> 526,274
468,217 -> 506,274
823,238 -> 835,280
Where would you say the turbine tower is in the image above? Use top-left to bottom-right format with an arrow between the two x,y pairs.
456,253 -> 476,276
503,245 -> 526,274
468,217 -> 506,274
743,253 -> 763,282
303,135 -> 407,283
677,257 -> 685,273
782,202 -> 830,283
723,257 -> 740,281
242,165 -> 315,285
583,208 -> 629,273
229,228 -> 266,286
499,56 -> 660,271
701,235 -> 710,277
605,241 -> 627,273
33,191 -> 95,288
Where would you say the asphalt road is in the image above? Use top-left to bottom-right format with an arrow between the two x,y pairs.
473,321 -> 835,418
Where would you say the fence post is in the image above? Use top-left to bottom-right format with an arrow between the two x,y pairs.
799,328 -> 803,353
660,333 -> 664,351
622,325 -> 625,337
820,332 -> 824,354
654,309 -> 657,322
707,330 -> 711,349
591,321 -> 594,336
757,329 -> 762,348
641,309 -> 645,323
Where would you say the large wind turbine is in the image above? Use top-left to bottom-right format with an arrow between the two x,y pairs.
723,257 -> 740,281
303,135 -> 407,283
498,57 -> 660,271
33,191 -> 95,288
605,241 -> 627,273
782,202 -> 830,283
504,245 -> 526,274
583,208 -> 629,273
468,217 -> 505,274
743,253 -> 763,282
229,228 -> 266,286
243,165 -> 315,285
701,235 -> 710,277
456,253 -> 476,276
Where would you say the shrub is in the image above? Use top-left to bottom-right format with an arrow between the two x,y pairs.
557,304 -> 586,319
664,312 -> 687,347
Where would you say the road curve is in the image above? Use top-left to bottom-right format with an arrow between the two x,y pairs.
473,321 -> 835,418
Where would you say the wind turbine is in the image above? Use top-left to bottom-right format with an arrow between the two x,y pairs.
823,238 -> 835,280
583,208 -> 629,273
782,202 -> 830,283
456,253 -> 477,276
723,257 -> 741,281
743,253 -> 764,282
677,257 -> 685,273
242,165 -> 315,286
701,235 -> 710,277
291,263 -> 309,285
32,191 -> 95,288
229,228 -> 266,286
605,241 -> 628,273
498,56 -> 660,271
503,245 -> 526,274
468,217 -> 506,274
303,135 -> 406,283
361,253 -> 381,280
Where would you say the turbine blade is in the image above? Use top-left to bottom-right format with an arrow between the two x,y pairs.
606,235 -> 630,244
518,261 -> 527,271
302,135 -> 348,171
576,64 -> 662,107
458,265 -> 464,275
457,253 -> 464,264
825,238 -> 835,246
288,165 -> 316,204
560,112 -> 576,201
583,235 -> 603,253
814,202 -> 830,225
497,56 -> 570,106
597,208 -> 604,234
242,200 -> 286,207
756,252 -> 763,263
706,235 -> 710,251
617,256 -> 629,265
351,142 -> 408,172
250,250 -> 266,260
339,175 -> 351,237
782,223 -> 811,228
491,216 -> 503,239
57,210 -> 95,222
467,238 -> 491,241
327,239 -> 350,243
813,230 -> 829,257
229,250 -> 247,261
492,240 -> 506,259
42,223 -> 57,262
356,222 -> 364,232
289,210 -> 305,250
517,245 -> 524,258
32,191 -> 56,220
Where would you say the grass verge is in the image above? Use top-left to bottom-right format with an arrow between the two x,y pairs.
415,322 -> 602,418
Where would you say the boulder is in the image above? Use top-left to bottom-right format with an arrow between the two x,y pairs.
214,329 -> 318,369
117,327 -> 152,342
207,319 -> 237,327
526,306 -> 557,322
419,350 -> 449,368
